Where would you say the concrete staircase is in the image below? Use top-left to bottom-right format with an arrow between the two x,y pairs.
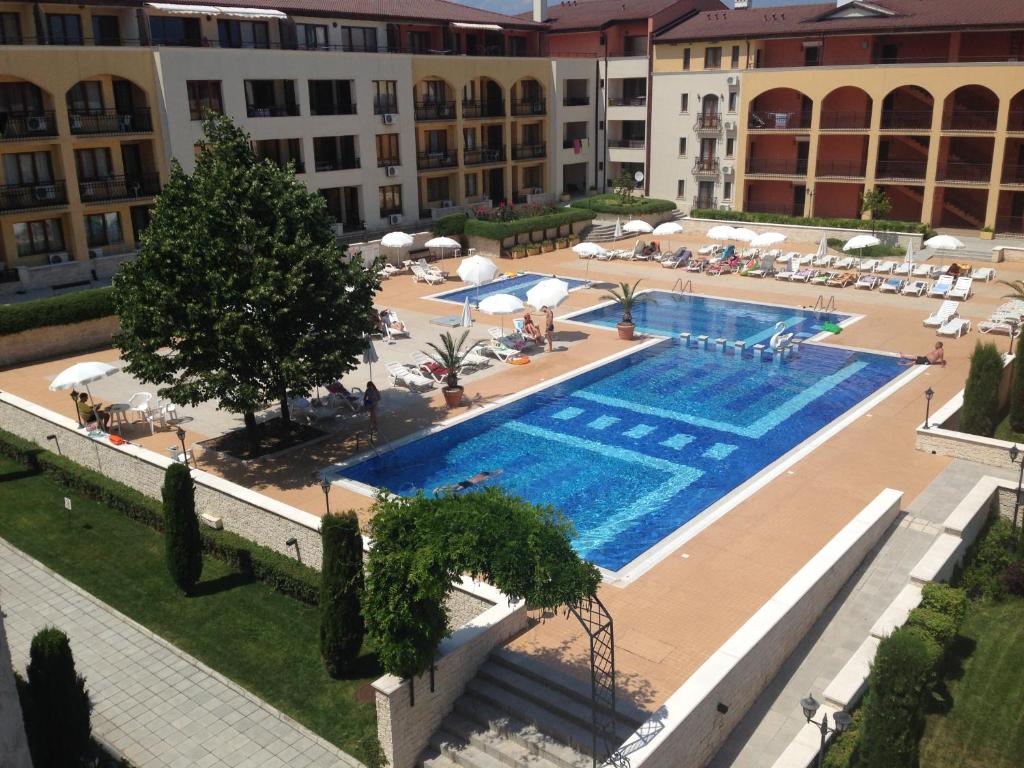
419,649 -> 645,768
580,221 -> 619,242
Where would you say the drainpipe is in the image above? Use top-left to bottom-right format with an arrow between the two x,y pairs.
644,25 -> 654,196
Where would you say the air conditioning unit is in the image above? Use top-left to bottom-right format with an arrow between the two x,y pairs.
26,115 -> 48,133
723,165 -> 734,176
724,121 -> 736,131
382,113 -> 395,125
388,213 -> 402,225
34,184 -> 56,201
719,203 -> 732,211
88,247 -> 104,259
726,76 -> 738,87
385,165 -> 398,177
48,252 -> 69,264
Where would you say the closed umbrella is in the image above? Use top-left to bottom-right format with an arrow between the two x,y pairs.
457,254 -> 498,286
614,217 -> 622,240
460,297 -> 473,328
653,222 -> 684,236
526,278 -> 570,310
814,237 -> 828,260
49,361 -> 119,422
751,231 -> 786,247
623,220 -> 653,234
363,337 -> 379,382
478,293 -> 524,334
903,239 -> 915,272
706,225 -> 737,240
732,227 -> 758,242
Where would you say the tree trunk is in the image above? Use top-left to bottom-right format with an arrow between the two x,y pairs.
243,411 -> 258,448
279,393 -> 291,425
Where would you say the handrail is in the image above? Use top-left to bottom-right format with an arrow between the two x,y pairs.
671,278 -> 693,296
812,294 -> 836,316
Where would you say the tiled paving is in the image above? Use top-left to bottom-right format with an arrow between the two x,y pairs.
0,539 -> 362,768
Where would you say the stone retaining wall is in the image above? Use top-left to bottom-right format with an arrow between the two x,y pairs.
0,316 -> 120,368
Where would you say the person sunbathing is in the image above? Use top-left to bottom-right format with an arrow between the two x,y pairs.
898,341 -> 946,367
378,309 -> 408,335
72,390 -> 110,430
522,312 -> 544,344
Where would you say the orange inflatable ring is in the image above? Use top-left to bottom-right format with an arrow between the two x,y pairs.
508,355 -> 531,365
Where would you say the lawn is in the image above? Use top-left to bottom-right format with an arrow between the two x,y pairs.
0,458 -> 380,763
826,237 -> 905,259
919,599 -> 1024,767
994,414 -> 1024,444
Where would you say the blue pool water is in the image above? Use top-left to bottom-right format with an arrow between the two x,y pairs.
432,272 -> 590,307
335,297 -> 902,572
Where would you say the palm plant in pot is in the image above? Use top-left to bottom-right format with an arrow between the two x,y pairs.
424,330 -> 482,408
602,280 -> 643,340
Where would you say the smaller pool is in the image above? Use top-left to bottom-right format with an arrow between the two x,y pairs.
431,272 -> 590,307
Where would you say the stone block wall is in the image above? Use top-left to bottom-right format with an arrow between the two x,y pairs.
0,316 -> 121,367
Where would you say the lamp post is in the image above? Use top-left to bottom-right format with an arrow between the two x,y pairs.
924,387 -> 935,429
1008,445 -> 1023,549
176,427 -> 189,468
800,694 -> 852,768
320,476 -> 332,517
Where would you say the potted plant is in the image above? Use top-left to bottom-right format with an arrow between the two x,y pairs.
602,280 -> 643,340
555,237 -> 569,249
541,240 -> 555,253
567,233 -> 580,246
424,330 -> 482,409
526,242 -> 542,256
980,226 -> 994,240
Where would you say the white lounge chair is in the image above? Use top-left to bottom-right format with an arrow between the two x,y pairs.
901,280 -> 928,297
854,274 -> 881,290
697,244 -> 720,256
927,275 -> 955,297
381,310 -> 411,342
936,317 -> 971,338
979,313 -> 1021,335
483,340 -> 520,362
948,277 -> 973,301
924,300 -> 959,328
912,263 -> 936,278
812,253 -> 833,268
661,248 -> 691,269
410,264 -> 445,285
386,362 -> 435,390
879,277 -> 906,294
972,267 -> 995,281
832,256 -> 855,269
791,268 -> 816,283
893,262 -> 912,276
874,261 -> 896,274
378,263 -> 400,279
857,259 -> 878,272
745,254 -> 777,278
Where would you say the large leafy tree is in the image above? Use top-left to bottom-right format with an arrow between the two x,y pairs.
114,114 -> 378,439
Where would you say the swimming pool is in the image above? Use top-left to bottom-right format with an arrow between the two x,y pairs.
333,297 -> 902,574
431,272 -> 590,307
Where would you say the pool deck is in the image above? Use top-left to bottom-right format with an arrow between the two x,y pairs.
0,234 -> 1014,714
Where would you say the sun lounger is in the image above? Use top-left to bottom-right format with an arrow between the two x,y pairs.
912,263 -> 937,278
745,254 -> 777,278
826,271 -> 856,287
948,277 -> 973,301
483,340 -> 520,362
661,248 -> 691,269
409,351 -> 449,383
972,267 -> 995,281
857,259 -> 878,272
461,348 -> 492,369
927,275 -> 955,297
411,264 -> 445,284
812,253 -> 833,268
810,271 -> 836,286
923,300 -> 959,328
979,313 -> 1021,335
893,262 -> 912,276
832,256 -> 855,270
791,268 -> 816,283
378,263 -> 400,279
697,244 -> 720,256
854,274 -> 882,290
874,261 -> 896,274
901,280 -> 928,296
936,317 -> 971,338
879,277 -> 906,294
386,362 -> 435,390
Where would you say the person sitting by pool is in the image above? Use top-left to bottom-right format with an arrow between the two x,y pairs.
72,390 -> 110,430
522,312 -> 544,345
898,342 -> 946,367
946,262 -> 962,278
378,308 -> 408,334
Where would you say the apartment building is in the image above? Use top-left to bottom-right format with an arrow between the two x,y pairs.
652,0 -> 1024,233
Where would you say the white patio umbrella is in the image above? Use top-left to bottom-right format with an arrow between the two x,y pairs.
731,227 -> 758,242
526,278 -> 570,310
614,217 -> 623,239
842,234 -> 881,251
425,236 -> 461,265
459,297 -> 473,328
478,293 -> 524,334
653,222 -> 684,236
923,235 -> 966,251
706,225 -> 737,240
457,254 -> 498,286
381,231 -> 414,263
362,337 -> 379,382
751,231 -> 786,247
623,220 -> 654,234
49,361 -> 119,422
572,241 -> 606,258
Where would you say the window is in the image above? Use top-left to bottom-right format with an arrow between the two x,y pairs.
0,13 -> 21,45
509,36 -> 526,56
0,82 -> 43,114
623,35 -> 647,57
313,135 -> 358,171
723,181 -> 733,200
376,134 -> 400,166
804,44 -> 821,67
75,148 -> 113,180
218,20 -> 269,49
3,152 -> 53,185
379,184 -> 402,216
47,14 -> 83,45
92,15 -> 120,45
84,212 -> 123,247
680,93 -> 689,112
295,23 -> 328,50
728,92 -> 738,112
726,138 -> 735,157
309,80 -> 355,116
244,80 -> 298,117
683,48 -> 691,71
704,46 -> 722,69
465,173 -> 478,198
14,218 -> 64,256
149,15 -> 200,46
676,180 -> 685,199
67,81 -> 103,112
426,176 -> 450,202
678,138 -> 687,156
186,81 -> 223,121
731,45 -> 740,68
340,26 -> 378,52
407,31 -> 430,54
373,81 -> 398,114
254,138 -> 303,172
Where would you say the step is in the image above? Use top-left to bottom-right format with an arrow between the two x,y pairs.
438,713 -> 563,768
454,693 -> 591,768
421,750 -> 462,768
434,728 -> 560,768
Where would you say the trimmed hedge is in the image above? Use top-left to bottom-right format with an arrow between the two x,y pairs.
163,463 -> 204,594
920,582 -> 968,627
570,194 -> 677,216
960,342 -> 1004,437
0,427 -> 321,605
691,208 -> 933,236
431,213 -> 467,237
823,708 -> 863,768
907,606 -> 959,647
0,287 -> 116,336
464,208 -> 595,241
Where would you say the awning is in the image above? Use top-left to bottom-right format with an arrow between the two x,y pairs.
146,3 -> 220,14
217,6 -> 287,19
145,3 -> 286,20
451,22 -> 503,31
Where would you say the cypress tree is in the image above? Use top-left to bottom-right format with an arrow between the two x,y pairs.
320,511 -> 365,677
23,627 -> 91,767
162,462 -> 203,594
1010,332 -> 1024,432
960,342 -> 1004,437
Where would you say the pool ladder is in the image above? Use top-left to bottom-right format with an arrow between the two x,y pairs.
812,294 -> 836,317
671,278 -> 693,299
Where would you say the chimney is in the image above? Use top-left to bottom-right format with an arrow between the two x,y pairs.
534,0 -> 548,22
734,0 -> 750,8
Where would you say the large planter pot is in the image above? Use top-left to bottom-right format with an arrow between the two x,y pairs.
617,322 -> 636,340
980,230 -> 994,240
526,245 -> 542,256
541,242 -> 554,253
442,386 -> 464,408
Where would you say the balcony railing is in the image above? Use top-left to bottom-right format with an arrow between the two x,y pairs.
692,196 -> 717,210
310,102 -> 356,116
815,160 -> 867,178
608,138 -> 645,149
563,96 -> 590,107
414,101 -> 456,121
693,158 -> 719,176
0,180 -> 68,212
1,111 -> 58,140
463,147 -> 506,165
314,157 -> 360,172
417,151 -> 458,170
819,111 -> 871,130
746,158 -> 808,176
512,143 -> 546,160
1003,165 -> 1024,185
1009,110 -> 1024,132
936,162 -> 992,183
461,100 -> 505,119
373,97 -> 399,115
943,111 -> 998,131
511,99 -> 546,116
245,103 -> 300,118
68,108 -> 152,134
377,157 -> 401,168
880,110 -> 933,130
996,214 -> 1024,234
875,159 -> 928,180
695,114 -> 721,132
608,96 -> 646,107
79,173 -> 160,203
748,111 -> 811,130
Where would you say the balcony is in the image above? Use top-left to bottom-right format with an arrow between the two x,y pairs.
245,103 -> 300,118
562,137 -> 588,149
511,100 -> 546,117
746,158 -> 808,176
416,151 -> 458,170
695,114 -> 721,135
815,160 -> 867,178
563,96 -> 590,107
996,214 -> 1024,234
693,158 -> 719,177
69,108 -> 153,134
463,147 -> 506,166
1,111 -> 59,141
819,111 -> 871,130
377,157 -> 401,168
462,100 -> 505,119
314,156 -> 360,172
944,111 -> 998,132
0,180 -> 68,212
512,143 -> 546,160
1009,111 -> 1024,133
415,101 -> 456,122
608,96 -> 647,107
692,196 -> 717,210
936,162 -> 992,183
373,97 -> 399,116
608,138 -> 645,149
880,110 -> 932,130
1003,165 -> 1024,185
748,111 -> 811,130
875,159 -> 928,180
79,173 -> 160,203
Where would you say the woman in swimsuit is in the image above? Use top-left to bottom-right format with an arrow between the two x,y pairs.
522,312 -> 544,345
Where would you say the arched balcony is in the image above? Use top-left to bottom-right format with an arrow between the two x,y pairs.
695,94 -> 721,134
511,78 -> 545,117
0,79 -> 57,139
1008,90 -> 1024,133
462,77 -> 504,119
66,77 -> 152,135
942,84 -> 999,131
820,86 -> 872,130
880,85 -> 933,130
747,88 -> 812,130
414,78 -> 456,122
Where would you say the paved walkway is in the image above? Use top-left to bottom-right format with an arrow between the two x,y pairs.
0,539 -> 361,768
709,459 -> 1017,768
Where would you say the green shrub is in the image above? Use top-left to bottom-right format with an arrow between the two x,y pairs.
690,208 -> 931,235
0,287 -> 116,336
320,511 -> 365,677
824,708 -> 863,768
1010,332 -> 1024,432
960,342 -> 1004,437
907,606 -> 958,647
162,463 -> 203,594
431,213 -> 467,237
961,515 -> 1017,599
464,208 -> 594,241
859,626 -> 941,768
919,582 -> 968,628
22,627 -> 92,767
569,193 -> 677,216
